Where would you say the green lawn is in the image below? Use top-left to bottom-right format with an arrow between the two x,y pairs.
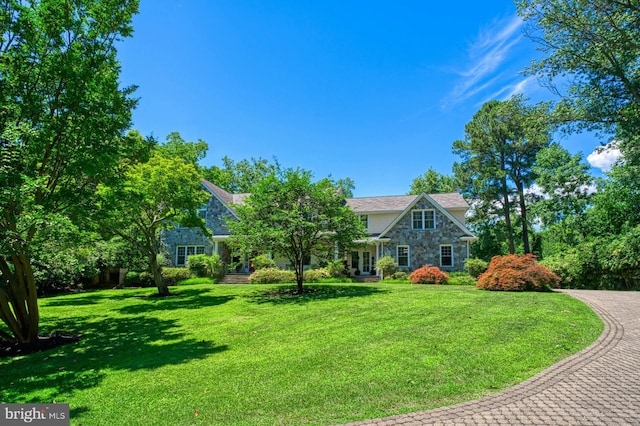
1,283 -> 602,425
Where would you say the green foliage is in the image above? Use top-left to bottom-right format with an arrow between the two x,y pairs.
0,0 -> 139,343
409,167 -> 458,194
325,260 -> 348,278
518,0 -> 640,146
249,268 -> 296,284
454,95 -> 552,254
409,265 -> 450,284
381,271 -> 409,282
531,144 -> 593,227
123,271 -> 154,287
124,268 -> 192,287
464,258 -> 489,278
251,254 -> 275,271
161,268 -> 193,286
188,254 -> 224,279
156,132 -> 208,168
477,254 -> 560,292
203,156 -> 281,193
376,255 -> 398,279
302,268 -> 331,282
228,168 -> 367,292
97,152 -> 210,296
446,273 -> 477,286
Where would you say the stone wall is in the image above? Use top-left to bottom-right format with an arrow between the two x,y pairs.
381,197 -> 469,272
163,194 -> 237,267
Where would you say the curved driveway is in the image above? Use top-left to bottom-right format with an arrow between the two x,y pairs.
344,290 -> 640,425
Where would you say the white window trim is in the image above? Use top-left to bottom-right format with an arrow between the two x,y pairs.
412,209 -> 435,230
440,244 -> 453,268
397,245 -> 410,268
176,245 -> 205,267
359,214 -> 369,230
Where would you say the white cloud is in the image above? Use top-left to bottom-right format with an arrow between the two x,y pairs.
443,15 -> 524,107
587,141 -> 622,172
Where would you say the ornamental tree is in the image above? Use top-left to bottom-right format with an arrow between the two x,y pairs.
0,0 -> 139,345
227,168 -> 367,293
98,153 -> 210,296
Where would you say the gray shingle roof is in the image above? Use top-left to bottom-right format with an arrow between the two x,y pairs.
202,180 -> 468,212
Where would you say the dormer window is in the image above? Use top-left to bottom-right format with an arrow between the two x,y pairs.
412,209 -> 435,230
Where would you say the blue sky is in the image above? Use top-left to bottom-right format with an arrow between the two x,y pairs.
117,0 -> 608,197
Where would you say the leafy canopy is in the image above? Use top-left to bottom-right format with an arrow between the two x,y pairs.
227,168 -> 366,292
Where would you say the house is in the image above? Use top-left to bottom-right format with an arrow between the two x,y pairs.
162,180 -> 476,275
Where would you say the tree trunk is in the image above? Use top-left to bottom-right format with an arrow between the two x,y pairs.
150,254 -> 169,296
0,254 -> 40,344
501,183 -> 516,254
516,182 -> 531,254
295,258 -> 304,293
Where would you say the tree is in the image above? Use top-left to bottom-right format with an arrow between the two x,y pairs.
204,156 -> 281,193
517,0 -> 640,154
98,154 -> 210,296
453,96 -> 551,254
227,168 -> 367,293
409,167 -> 458,194
0,0 -> 139,345
156,132 -> 208,168
531,144 -> 593,228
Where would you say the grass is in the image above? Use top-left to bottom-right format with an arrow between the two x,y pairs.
1,283 -> 602,425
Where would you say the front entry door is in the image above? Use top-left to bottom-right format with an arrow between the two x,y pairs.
362,251 -> 371,274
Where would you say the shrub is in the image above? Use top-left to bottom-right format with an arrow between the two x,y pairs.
325,260 -> 348,278
303,268 -> 331,282
252,254 -> 275,271
162,267 -> 193,286
409,265 -> 450,284
123,271 -> 154,287
476,254 -> 561,292
188,254 -> 224,278
446,272 -> 476,286
249,268 -> 296,284
387,271 -> 409,281
465,258 -> 489,278
377,255 -> 397,279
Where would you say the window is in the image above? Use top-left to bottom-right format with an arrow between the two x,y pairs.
197,206 -> 207,219
397,245 -> 409,267
412,209 -> 435,230
359,214 -> 368,229
176,245 -> 205,266
440,245 -> 453,267
351,251 -> 360,269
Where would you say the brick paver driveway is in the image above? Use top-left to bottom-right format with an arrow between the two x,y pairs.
344,290 -> 640,425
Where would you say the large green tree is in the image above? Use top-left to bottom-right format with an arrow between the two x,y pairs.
227,169 -> 367,293
0,0 -> 138,344
409,167 -> 458,195
453,96 -> 551,254
518,0 -> 640,152
531,144 -> 593,228
204,157 -> 281,193
98,153 -> 210,296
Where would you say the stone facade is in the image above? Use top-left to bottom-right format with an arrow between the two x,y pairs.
162,181 -> 475,272
163,192 -> 237,267
380,197 -> 469,272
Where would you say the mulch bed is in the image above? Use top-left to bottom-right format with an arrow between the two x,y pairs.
0,333 -> 80,358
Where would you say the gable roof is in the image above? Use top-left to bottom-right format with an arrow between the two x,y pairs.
346,192 -> 469,213
201,180 -> 249,214
378,193 -> 475,239
202,179 -> 469,221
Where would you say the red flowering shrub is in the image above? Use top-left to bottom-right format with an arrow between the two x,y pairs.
409,265 -> 450,284
476,254 -> 561,291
